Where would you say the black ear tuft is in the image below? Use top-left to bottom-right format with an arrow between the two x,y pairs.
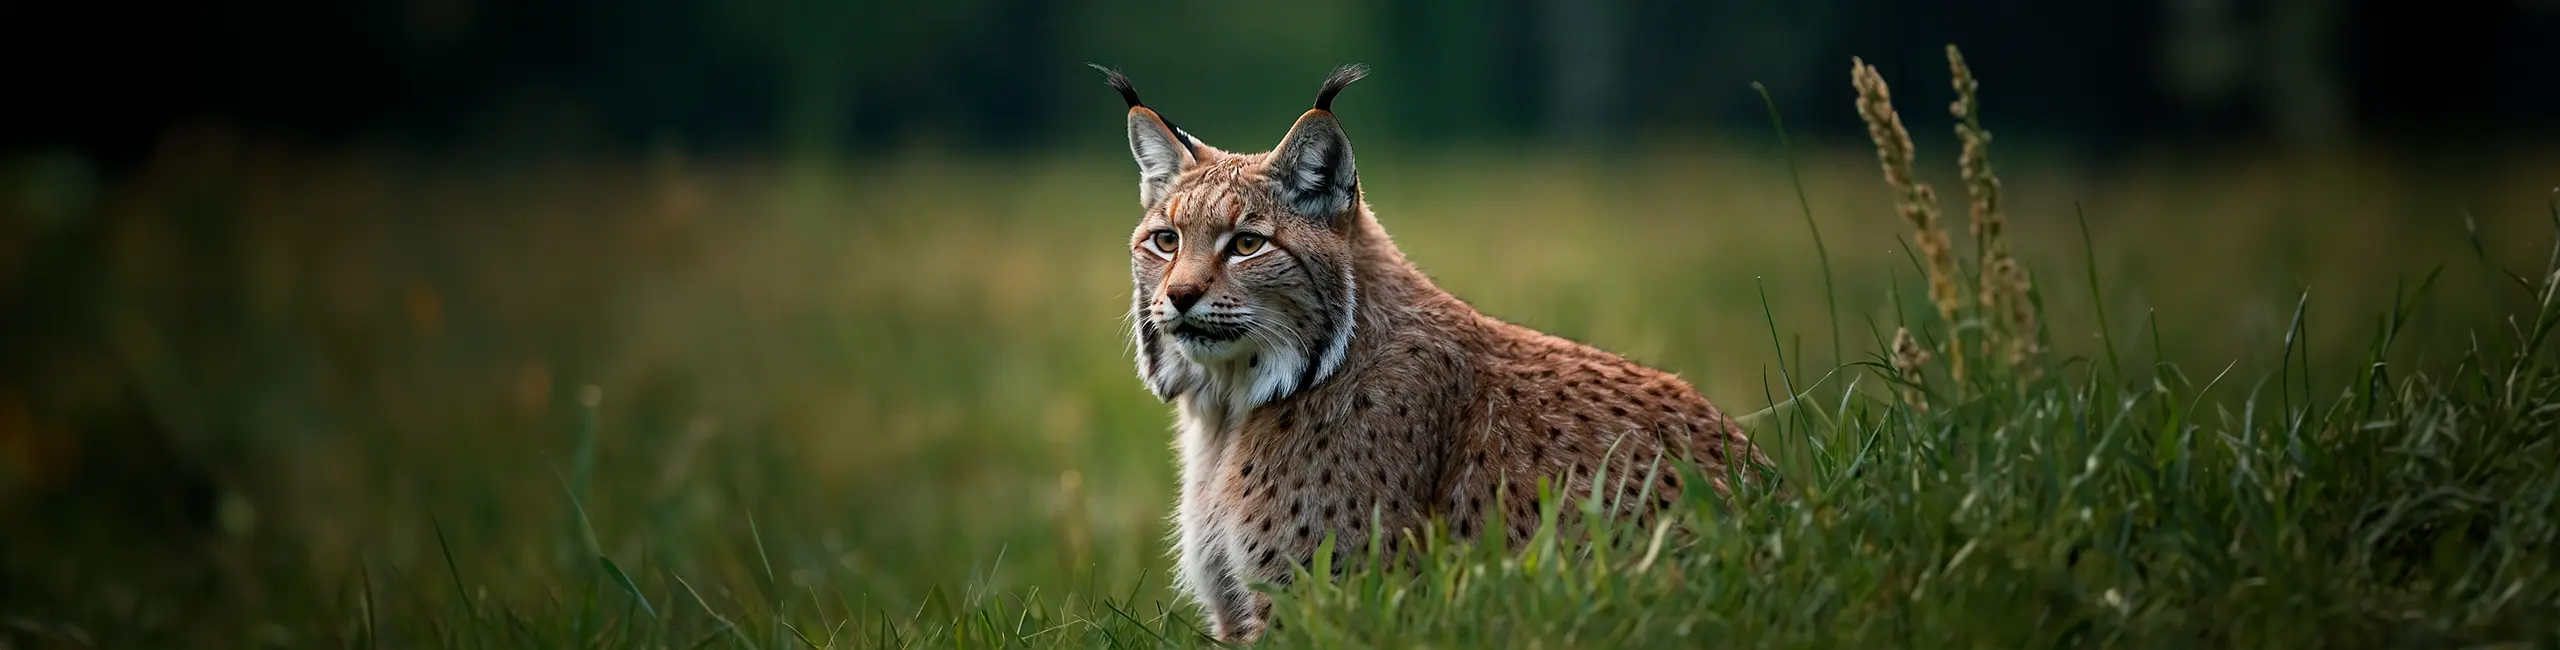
1313,64 -> 1369,112
1087,63 -> 1143,108
1092,63 -> 1201,153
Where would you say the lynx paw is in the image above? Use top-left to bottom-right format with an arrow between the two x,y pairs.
1211,615 -> 1265,645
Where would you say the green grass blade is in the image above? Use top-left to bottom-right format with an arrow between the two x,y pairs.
1757,278 -> 1813,438
429,514 -> 479,628
677,572 -> 758,649
554,471 -> 604,560
1754,81 -> 1840,366
359,559 -> 379,650
2076,203 -> 2122,381
599,556 -> 659,620
750,512 -> 778,592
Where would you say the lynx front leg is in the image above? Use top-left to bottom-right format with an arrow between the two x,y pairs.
1224,588 -> 1272,643
1174,480 -> 1254,641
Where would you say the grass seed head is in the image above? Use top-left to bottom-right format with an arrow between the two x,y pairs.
1948,45 -> 2004,246
1856,57 -> 1967,379
1947,45 -> 2039,371
1853,58 -> 1963,326
1890,326 -> 1932,411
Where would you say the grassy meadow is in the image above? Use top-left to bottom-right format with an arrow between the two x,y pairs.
5,112 -> 2560,646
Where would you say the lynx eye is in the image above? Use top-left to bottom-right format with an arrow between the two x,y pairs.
1147,230 -> 1180,256
1227,233 -> 1268,258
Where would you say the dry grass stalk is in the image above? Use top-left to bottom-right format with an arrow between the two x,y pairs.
1987,256 -> 2038,366
1854,56 -> 1966,380
1889,327 -> 1931,411
1947,46 -> 2003,249
1947,45 -> 2039,368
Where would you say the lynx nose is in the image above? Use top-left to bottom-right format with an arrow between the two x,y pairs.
1165,284 -> 1206,313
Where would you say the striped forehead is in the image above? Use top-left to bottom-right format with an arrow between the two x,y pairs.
1166,188 -> 1243,227
1165,158 -> 1268,228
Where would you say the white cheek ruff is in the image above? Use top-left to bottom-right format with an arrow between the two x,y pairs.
1142,320 -> 1312,429
1316,265 -> 1356,384
1134,292 -> 1200,401
1173,343 -> 1307,432
1239,345 -> 1308,409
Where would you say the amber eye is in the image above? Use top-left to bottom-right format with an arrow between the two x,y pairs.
1228,233 -> 1267,257
1148,230 -> 1180,255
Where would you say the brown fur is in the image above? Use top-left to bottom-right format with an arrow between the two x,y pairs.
1107,69 -> 1766,644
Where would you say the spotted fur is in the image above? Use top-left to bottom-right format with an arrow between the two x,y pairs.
1101,65 -> 1768,644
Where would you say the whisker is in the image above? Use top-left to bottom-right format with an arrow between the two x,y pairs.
1245,318 -> 1305,352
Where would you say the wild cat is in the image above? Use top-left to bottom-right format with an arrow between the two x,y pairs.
1095,63 -> 1767,644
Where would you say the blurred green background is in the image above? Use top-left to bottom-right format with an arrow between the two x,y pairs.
3,0 -> 2559,642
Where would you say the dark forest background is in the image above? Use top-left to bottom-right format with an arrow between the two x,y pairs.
8,0 -> 2558,168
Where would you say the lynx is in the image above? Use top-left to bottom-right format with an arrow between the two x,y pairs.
1096,64 -> 1766,644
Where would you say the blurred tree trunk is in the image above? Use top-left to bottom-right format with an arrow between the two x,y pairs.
781,59 -> 852,167
1542,0 -> 1624,148
2263,0 -> 2349,148
2161,0 -> 2249,110
1381,0 -> 1501,143
2161,0 -> 2350,149
711,0 -> 860,168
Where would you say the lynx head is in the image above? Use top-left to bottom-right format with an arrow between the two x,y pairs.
1095,64 -> 1369,413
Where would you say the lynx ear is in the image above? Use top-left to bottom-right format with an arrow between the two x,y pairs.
1091,64 -> 1218,209
1270,64 -> 1367,227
